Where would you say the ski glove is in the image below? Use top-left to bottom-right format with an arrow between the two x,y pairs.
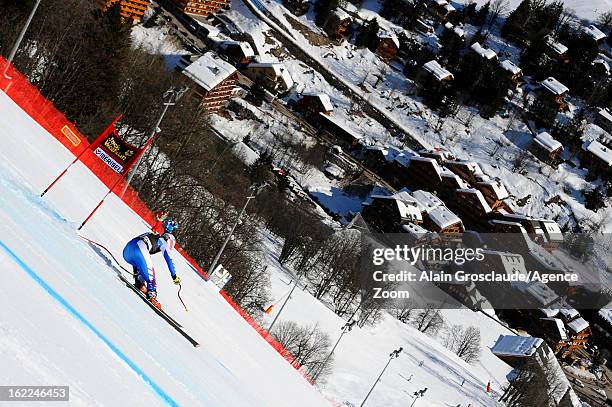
173,275 -> 181,285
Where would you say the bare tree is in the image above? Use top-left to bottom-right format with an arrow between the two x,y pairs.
392,298 -> 416,323
443,325 -> 481,363
597,10 -> 612,32
271,321 -> 333,380
412,307 -> 444,335
488,0 -> 509,26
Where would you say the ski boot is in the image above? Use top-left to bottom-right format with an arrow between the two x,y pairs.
147,290 -> 162,310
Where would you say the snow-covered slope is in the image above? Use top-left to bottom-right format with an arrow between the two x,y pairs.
260,235 -> 513,407
0,90 -> 328,406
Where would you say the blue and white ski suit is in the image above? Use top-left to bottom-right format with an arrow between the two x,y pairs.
122,232 -> 177,292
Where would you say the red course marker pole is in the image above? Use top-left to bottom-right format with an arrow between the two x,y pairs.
78,137 -> 153,231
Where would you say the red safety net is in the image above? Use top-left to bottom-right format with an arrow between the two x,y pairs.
0,56 -> 312,383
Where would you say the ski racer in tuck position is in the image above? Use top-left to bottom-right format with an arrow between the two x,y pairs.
122,218 -> 181,309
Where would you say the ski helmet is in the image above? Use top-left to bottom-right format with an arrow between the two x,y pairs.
163,218 -> 178,233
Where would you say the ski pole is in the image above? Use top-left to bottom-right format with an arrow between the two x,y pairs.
177,283 -> 188,312
77,234 -> 136,276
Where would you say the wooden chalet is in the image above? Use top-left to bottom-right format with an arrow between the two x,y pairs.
596,108 -> 612,134
405,157 -> 444,191
475,177 -> 509,210
317,113 -> 363,148
470,42 -> 498,62
218,40 -> 255,66
537,77 -> 569,112
491,335 -> 545,368
423,205 -> 464,234
446,188 -> 492,231
581,139 -> 612,175
295,93 -> 333,120
170,0 -> 230,17
418,148 -> 454,164
98,0 -> 151,21
582,25 -> 607,44
428,0 -> 455,20
545,37 -> 569,63
443,160 -> 484,186
376,29 -> 399,61
245,61 -> 294,94
323,10 -> 352,40
361,192 -> 423,233
180,52 -> 238,112
499,60 -> 523,83
530,132 -> 563,164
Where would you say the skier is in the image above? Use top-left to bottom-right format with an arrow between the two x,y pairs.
122,218 -> 181,310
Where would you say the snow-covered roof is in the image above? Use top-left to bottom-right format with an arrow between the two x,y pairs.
441,172 -> 469,188
598,108 -> 612,123
582,140 -> 612,165
304,93 -> 333,112
491,335 -> 544,358
370,192 -> 423,222
401,222 -> 429,238
318,113 -> 363,139
332,8 -> 351,21
558,306 -> 580,321
445,160 -> 484,175
182,52 -> 236,92
433,0 -> 447,5
378,28 -> 400,49
541,317 -> 568,340
443,3 -> 455,12
428,206 -> 462,229
567,317 -> 589,334
397,199 -> 423,222
220,40 -> 255,57
541,308 -> 560,318
534,132 -> 563,152
539,219 -> 563,241
478,179 -> 509,200
518,281 -> 559,307
583,25 -> 606,41
500,59 -> 522,75
541,77 -> 569,96
248,62 -> 293,89
411,190 -> 444,213
471,42 -> 497,60
194,20 -> 221,37
546,38 -> 568,55
599,301 -> 612,326
444,22 -> 465,38
394,150 -> 418,167
423,60 -> 453,81
457,188 -> 492,213
593,56 -> 611,74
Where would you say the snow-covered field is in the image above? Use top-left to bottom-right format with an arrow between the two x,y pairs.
455,0 -> 611,22
0,91 -> 329,406
259,233 -> 514,407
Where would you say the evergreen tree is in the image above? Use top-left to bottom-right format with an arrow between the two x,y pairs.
314,0 -> 338,26
463,2 -> 478,22
473,1 -> 490,26
584,188 -> 606,212
502,0 -> 531,40
355,18 -> 380,49
248,151 -> 274,184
